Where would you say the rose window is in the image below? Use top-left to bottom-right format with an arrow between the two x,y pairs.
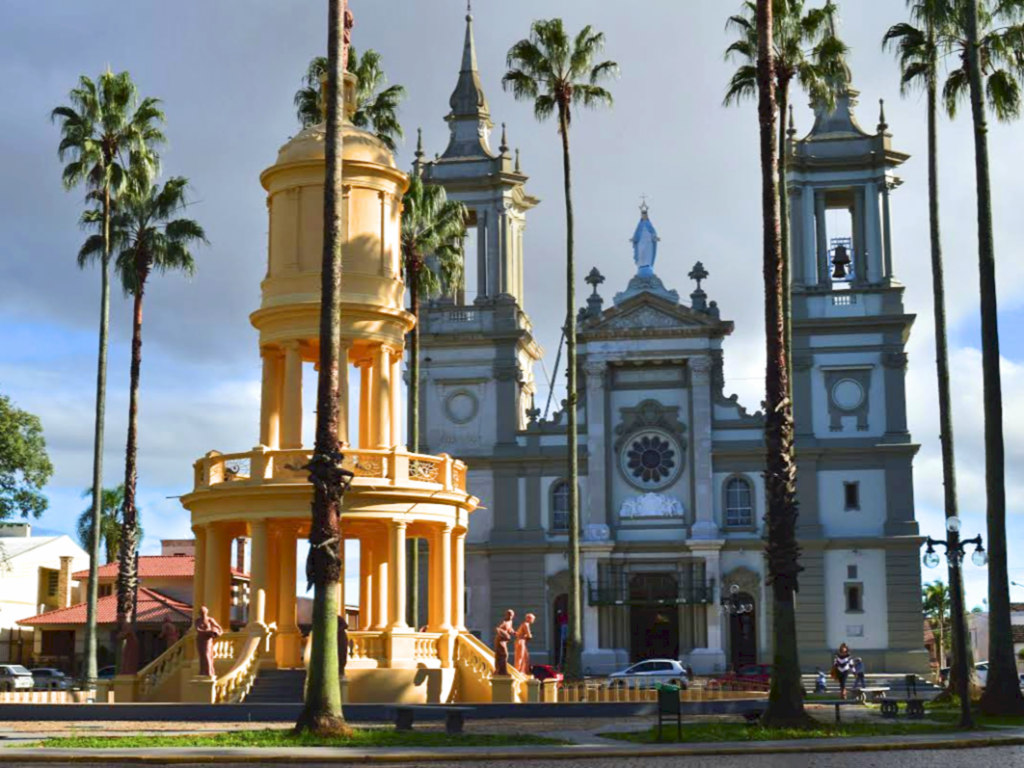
620,429 -> 683,490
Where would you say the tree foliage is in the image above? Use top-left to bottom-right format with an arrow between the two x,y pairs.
76,485 -> 146,565
294,49 -> 406,150
0,393 -> 53,521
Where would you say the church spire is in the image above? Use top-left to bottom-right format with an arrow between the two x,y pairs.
448,4 -> 490,121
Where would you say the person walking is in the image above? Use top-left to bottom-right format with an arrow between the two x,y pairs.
833,643 -> 855,699
854,657 -> 866,690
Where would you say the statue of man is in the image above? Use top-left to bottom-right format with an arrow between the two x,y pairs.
493,609 -> 515,676
194,606 -> 224,678
342,0 -> 355,73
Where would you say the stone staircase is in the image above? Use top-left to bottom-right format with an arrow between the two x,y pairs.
244,669 -> 306,703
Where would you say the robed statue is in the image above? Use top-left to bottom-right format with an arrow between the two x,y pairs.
195,606 -> 224,678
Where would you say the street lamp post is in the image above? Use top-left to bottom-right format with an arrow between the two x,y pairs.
923,516 -> 988,729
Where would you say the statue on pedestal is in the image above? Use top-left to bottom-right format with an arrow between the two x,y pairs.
194,606 -> 224,678
342,0 -> 355,73
159,618 -> 181,650
493,609 -> 515,676
514,613 -> 535,675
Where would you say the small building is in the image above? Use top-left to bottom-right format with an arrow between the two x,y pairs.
17,540 -> 249,673
0,523 -> 89,665
968,604 -> 1024,669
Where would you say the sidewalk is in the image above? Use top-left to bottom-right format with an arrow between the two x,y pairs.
3,725 -> 1023,763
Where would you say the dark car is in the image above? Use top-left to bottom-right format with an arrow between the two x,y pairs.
531,664 -> 563,683
97,666 -> 117,680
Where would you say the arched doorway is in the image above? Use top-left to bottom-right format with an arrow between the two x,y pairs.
629,574 -> 679,662
728,592 -> 757,669
552,593 -> 568,668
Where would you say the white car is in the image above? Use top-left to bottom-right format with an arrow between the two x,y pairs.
0,664 -> 35,692
975,661 -> 989,687
606,659 -> 689,690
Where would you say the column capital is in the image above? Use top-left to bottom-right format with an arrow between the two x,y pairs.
282,340 -> 303,353
260,345 -> 283,359
689,355 -> 713,382
391,519 -> 408,531
584,360 -> 606,379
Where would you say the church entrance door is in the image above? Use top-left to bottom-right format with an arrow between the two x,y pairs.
629,574 -> 679,662
729,593 -> 757,669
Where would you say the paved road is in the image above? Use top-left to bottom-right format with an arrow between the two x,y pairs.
2,748 -> 1023,768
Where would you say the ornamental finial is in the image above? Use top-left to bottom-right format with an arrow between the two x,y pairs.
500,122 -> 509,155
878,98 -> 888,133
688,261 -> 709,291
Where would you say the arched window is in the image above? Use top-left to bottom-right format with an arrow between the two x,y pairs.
724,477 -> 754,528
551,480 -> 571,532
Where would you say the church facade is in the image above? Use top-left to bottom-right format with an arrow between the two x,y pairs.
415,10 -> 928,675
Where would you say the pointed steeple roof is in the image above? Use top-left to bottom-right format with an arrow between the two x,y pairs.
448,7 -> 490,121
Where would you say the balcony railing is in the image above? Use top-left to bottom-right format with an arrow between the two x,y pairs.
587,578 -> 716,607
193,446 -> 470,495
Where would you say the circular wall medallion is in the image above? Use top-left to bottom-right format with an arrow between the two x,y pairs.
619,429 -> 683,491
831,379 -> 865,411
444,390 -> 479,425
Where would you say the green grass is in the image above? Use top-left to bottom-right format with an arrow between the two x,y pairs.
602,721 -> 959,744
34,729 -> 566,750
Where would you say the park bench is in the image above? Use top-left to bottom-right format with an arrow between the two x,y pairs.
855,686 -> 890,703
879,698 -> 926,720
391,705 -> 475,735
814,699 -> 861,723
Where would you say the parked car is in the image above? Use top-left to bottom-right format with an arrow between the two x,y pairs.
530,664 -> 563,683
0,664 -> 35,692
708,664 -> 773,690
98,666 -> 117,680
1019,673 -> 1024,689
606,660 -> 689,690
975,661 -> 989,687
29,668 -> 69,691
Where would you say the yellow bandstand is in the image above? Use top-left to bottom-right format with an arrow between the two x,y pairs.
114,74 -> 524,705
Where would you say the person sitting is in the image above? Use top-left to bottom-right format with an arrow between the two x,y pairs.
814,667 -> 828,694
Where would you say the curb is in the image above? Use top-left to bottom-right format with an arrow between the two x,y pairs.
5,734 -> 1024,763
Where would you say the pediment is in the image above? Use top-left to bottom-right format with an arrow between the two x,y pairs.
588,294 -> 719,335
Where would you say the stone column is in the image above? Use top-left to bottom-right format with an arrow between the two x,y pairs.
689,357 -> 718,539
247,520 -> 269,628
788,187 -> 804,284
265,525 -> 280,628
438,525 -> 453,630
865,181 -> 882,283
584,361 -> 608,527
358,359 -> 373,449
815,190 -> 829,285
260,347 -> 283,448
359,536 -> 374,631
281,342 -> 303,449
390,350 -> 402,448
374,527 -> 390,630
476,208 -> 489,300
276,525 -> 301,667
451,528 -> 467,630
582,556 -> 600,652
192,525 -> 207,620
802,185 -> 816,284
388,520 -> 408,629
338,340 -> 350,446
203,524 -> 229,626
374,345 -> 393,449
852,189 -> 867,283
882,181 -> 894,280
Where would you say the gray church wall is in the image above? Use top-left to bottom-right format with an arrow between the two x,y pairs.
817,469 -> 887,537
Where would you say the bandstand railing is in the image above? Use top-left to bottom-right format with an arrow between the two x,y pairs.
193,446 -> 469,494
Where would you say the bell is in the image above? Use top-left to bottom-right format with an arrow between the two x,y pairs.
832,243 -> 851,279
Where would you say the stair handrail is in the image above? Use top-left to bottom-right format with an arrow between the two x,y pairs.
455,631 -> 526,702
214,589 -> 272,704
137,629 -> 195,698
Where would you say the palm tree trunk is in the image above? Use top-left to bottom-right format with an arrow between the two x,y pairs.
410,266 -> 421,629
117,276 -> 145,676
296,0 -> 348,736
756,0 -> 811,728
558,103 -> 583,682
965,0 -> 1024,717
923,40 -> 975,717
777,83 -> 793,389
81,183 -> 111,689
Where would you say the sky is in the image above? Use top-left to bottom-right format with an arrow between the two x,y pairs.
1,0 -> 1023,612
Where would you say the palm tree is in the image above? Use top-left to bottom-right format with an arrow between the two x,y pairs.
92,175 -> 205,672
51,70 -> 165,686
951,0 -> 1024,716
295,0 -> 348,737
883,0 -> 978,718
752,0 -> 813,729
294,49 -> 406,151
401,173 -> 467,453
76,485 -> 145,565
923,580 -> 951,666
724,0 -> 847,380
401,172 -> 467,630
503,18 -> 617,682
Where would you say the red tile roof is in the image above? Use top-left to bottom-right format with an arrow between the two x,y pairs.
17,588 -> 192,627
72,555 -> 247,581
